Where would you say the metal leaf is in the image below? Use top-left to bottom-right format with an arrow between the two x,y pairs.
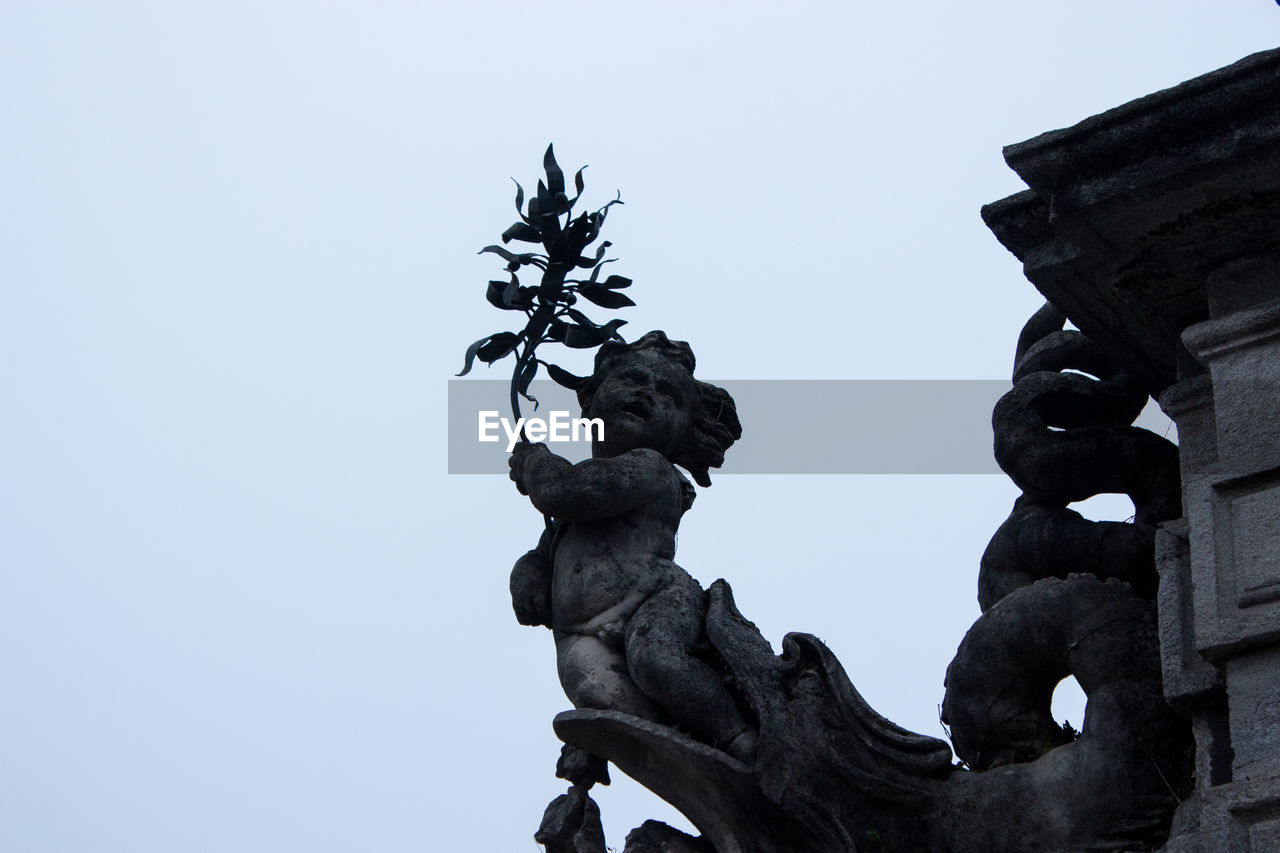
544,144 -> 565,196
596,193 -> 623,217
516,358 -> 540,407
563,325 -> 602,349
600,318 -> 627,340
477,331 -> 519,363
544,319 -> 567,342
546,363 -> 586,390
586,259 -> 616,284
577,286 -> 636,309
480,245 -> 546,268
502,221 -> 542,244
486,278 -> 525,310
576,241 -> 612,269
479,245 -> 519,263
512,179 -> 526,219
513,286 -> 537,309
563,319 -> 627,349
458,332 -> 509,376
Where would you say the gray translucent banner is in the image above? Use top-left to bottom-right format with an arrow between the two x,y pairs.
449,379 -> 1011,474
449,379 -> 1175,475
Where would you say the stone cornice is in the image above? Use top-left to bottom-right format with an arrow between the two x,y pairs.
983,48 -> 1280,394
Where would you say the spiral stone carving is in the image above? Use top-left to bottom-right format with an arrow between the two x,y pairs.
977,302 -> 1181,610
941,302 -> 1192,847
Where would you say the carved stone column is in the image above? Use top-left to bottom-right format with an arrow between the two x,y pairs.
1178,274 -> 1280,851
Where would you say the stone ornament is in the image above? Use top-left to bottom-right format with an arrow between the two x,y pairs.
506,323 -> 1188,852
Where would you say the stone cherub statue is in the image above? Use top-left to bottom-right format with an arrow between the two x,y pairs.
507,331 -> 757,762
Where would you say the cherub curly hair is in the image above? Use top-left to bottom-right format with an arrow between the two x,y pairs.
575,331 -> 741,487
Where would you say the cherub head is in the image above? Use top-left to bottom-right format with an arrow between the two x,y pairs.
576,331 -> 741,487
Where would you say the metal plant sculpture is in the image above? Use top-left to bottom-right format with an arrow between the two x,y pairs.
457,145 -> 635,425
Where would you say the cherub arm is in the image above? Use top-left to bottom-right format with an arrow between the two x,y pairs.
509,442 -> 674,521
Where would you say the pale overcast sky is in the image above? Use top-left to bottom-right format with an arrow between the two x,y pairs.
3,3 -> 1278,851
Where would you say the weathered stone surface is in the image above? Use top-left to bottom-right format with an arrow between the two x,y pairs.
624,821 -> 712,853
535,784 -> 607,853
1226,646 -> 1280,783
560,573 -> 1190,852
556,572 -> 958,852
556,744 -> 610,788
508,326 -> 1191,851
509,332 -> 752,759
1155,518 -> 1225,706
983,48 -> 1280,853
982,48 -> 1280,395
978,303 -> 1181,611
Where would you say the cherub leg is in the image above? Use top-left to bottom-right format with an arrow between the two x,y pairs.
555,632 -> 665,720
624,578 -> 755,758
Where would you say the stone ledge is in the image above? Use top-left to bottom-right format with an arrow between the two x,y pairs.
983,48 -> 1280,394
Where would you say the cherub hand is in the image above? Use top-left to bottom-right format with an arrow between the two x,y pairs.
508,441 -> 551,496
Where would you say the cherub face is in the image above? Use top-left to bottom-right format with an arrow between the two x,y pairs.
585,351 -> 696,460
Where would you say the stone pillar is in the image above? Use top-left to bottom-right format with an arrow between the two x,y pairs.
1173,260 -> 1280,849
1157,375 -> 1231,842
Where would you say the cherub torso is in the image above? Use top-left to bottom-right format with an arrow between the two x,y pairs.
549,467 -> 687,635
